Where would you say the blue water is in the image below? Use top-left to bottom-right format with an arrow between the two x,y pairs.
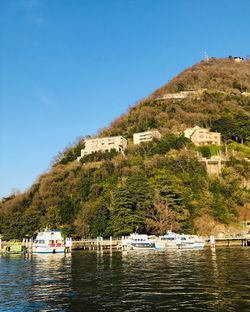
0,248 -> 249,311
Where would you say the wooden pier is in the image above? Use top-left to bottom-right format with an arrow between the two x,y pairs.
0,235 -> 249,254
209,236 -> 249,247
71,235 -> 250,250
72,238 -> 121,251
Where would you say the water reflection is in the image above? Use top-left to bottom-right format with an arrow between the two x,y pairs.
28,253 -> 72,308
0,253 -> 73,311
0,248 -> 249,311
70,248 -> 250,312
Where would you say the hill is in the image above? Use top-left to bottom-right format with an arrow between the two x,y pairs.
100,57 -> 250,138
1,57 -> 250,240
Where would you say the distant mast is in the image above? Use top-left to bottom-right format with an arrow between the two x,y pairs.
204,51 -> 209,62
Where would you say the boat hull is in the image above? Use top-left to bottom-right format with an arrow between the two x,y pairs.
32,246 -> 65,254
131,246 -> 155,250
155,241 -> 205,250
192,242 -> 206,249
131,242 -> 155,250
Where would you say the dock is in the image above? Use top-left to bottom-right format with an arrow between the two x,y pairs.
209,236 -> 249,247
0,235 -> 249,254
71,235 -> 250,250
72,238 -> 121,251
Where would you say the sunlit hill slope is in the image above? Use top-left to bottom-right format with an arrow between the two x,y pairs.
1,57 -> 250,240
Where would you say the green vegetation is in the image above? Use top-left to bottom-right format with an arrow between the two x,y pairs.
232,80 -> 247,92
80,149 -> 119,163
198,145 -> 223,158
227,142 -> 250,159
55,138 -> 85,165
1,57 -> 250,239
211,113 -> 250,144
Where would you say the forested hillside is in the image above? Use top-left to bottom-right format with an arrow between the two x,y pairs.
1,57 -> 250,240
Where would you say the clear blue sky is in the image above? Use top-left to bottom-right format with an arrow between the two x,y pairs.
1,0 -> 250,198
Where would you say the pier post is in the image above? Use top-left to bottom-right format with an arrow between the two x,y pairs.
29,238 -> 33,253
210,235 -> 215,248
100,237 -> 103,250
0,238 -> 2,253
22,238 -> 25,251
110,236 -> 112,249
65,238 -> 72,253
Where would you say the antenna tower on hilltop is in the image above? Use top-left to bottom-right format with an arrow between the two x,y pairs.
204,51 -> 209,62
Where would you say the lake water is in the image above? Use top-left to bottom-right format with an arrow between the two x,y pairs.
0,248 -> 249,311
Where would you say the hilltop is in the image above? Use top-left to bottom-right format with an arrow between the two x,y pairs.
1,57 -> 250,240
101,57 -> 250,138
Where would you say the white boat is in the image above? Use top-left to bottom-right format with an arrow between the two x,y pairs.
32,229 -> 65,254
122,234 -> 155,250
155,230 -> 205,250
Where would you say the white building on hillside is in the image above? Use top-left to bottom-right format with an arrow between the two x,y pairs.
133,130 -> 162,145
157,91 -> 197,100
233,57 -> 244,62
77,136 -> 127,161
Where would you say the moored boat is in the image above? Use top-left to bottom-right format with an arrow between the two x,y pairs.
32,229 -> 65,254
155,230 -> 205,250
122,234 -> 155,250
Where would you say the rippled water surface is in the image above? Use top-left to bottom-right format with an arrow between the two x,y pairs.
0,248 -> 249,311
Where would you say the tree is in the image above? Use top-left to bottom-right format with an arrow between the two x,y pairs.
107,180 -> 149,236
147,190 -> 181,235
74,203 -> 92,238
211,114 -> 250,144
199,146 -> 211,158
90,198 -> 109,237
176,82 -> 185,92
232,80 -> 247,92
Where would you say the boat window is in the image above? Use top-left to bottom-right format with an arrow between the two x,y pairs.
132,243 -> 154,247
162,237 -> 175,241
35,240 -> 45,244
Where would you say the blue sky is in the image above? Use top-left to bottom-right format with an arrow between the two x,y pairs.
1,0 -> 250,198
